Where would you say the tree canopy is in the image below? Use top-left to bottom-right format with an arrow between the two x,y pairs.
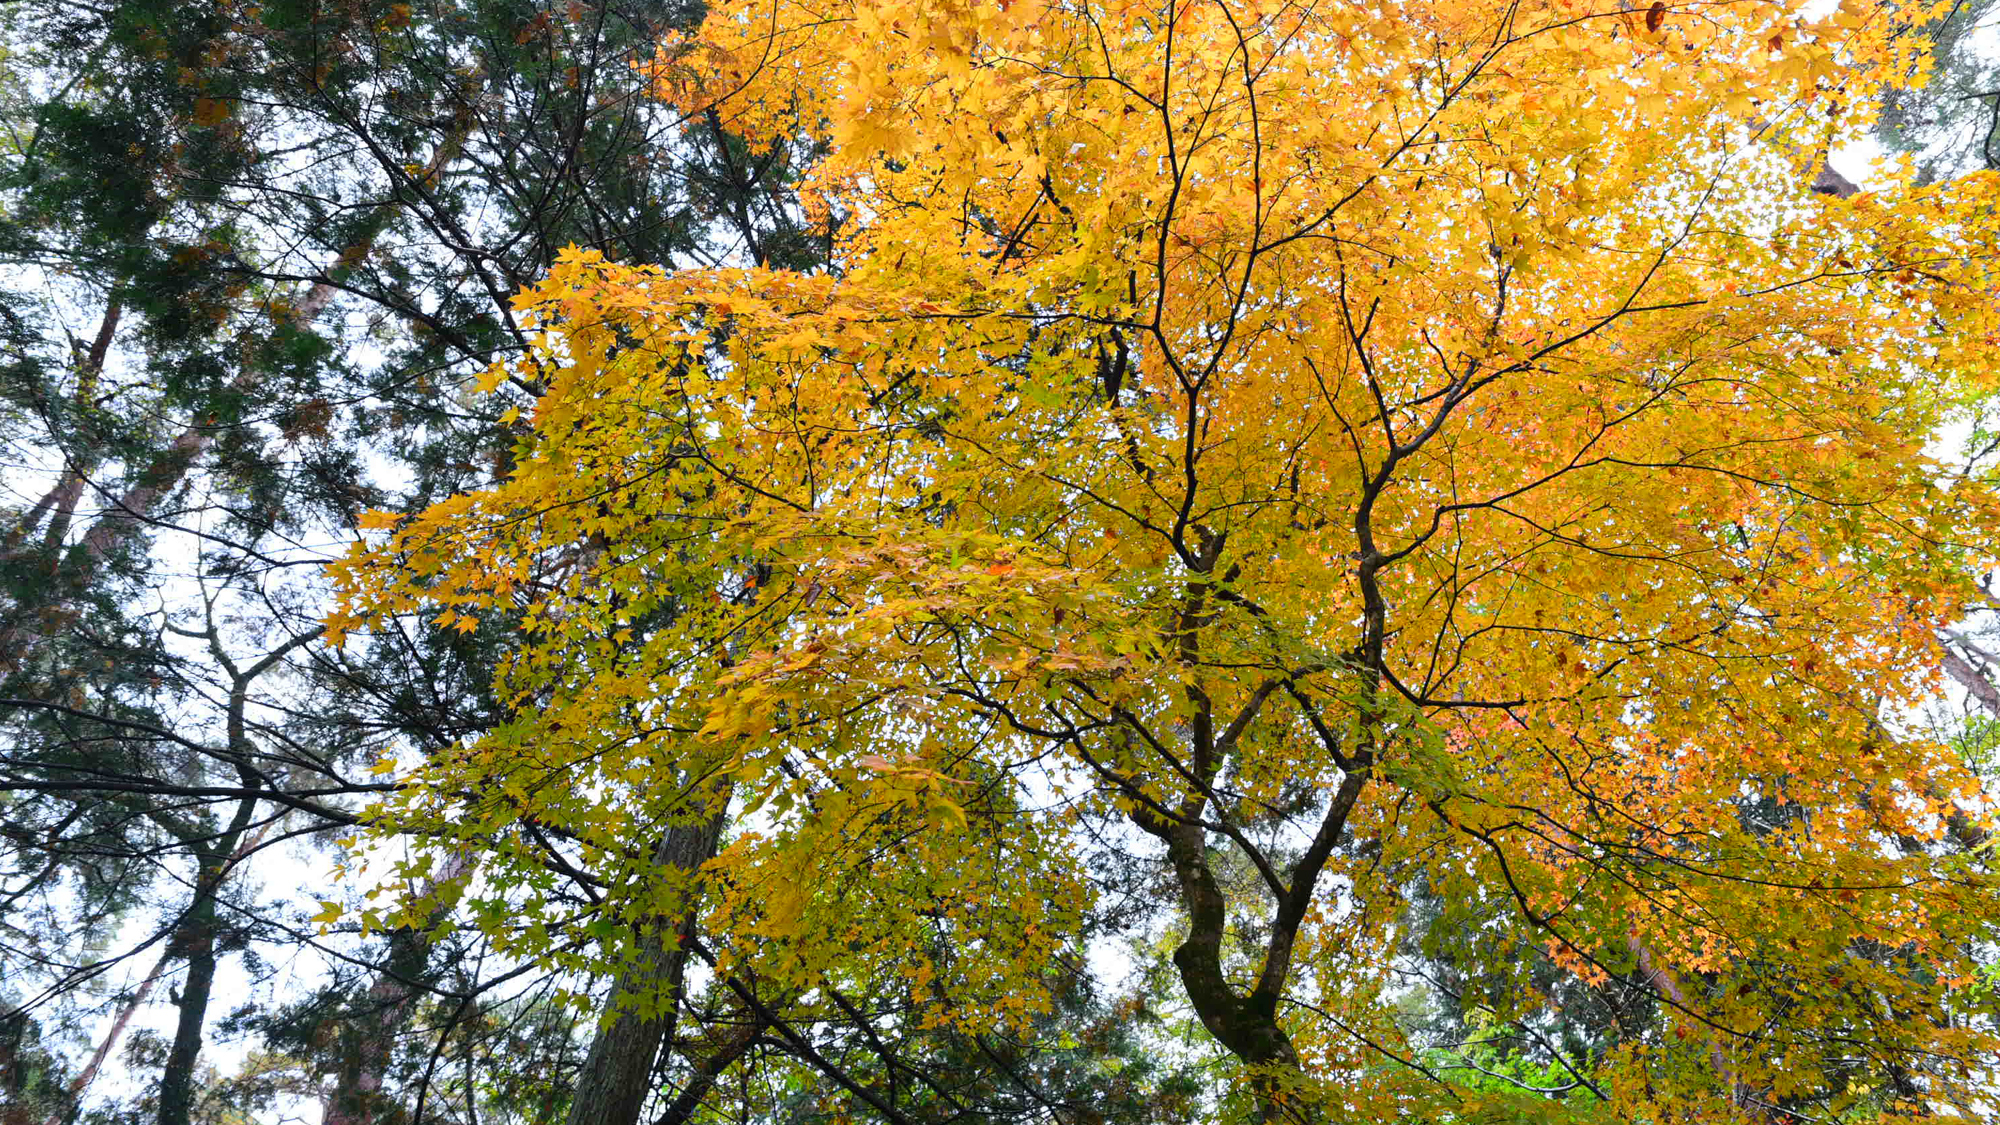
330,0 -> 2000,1122
0,0 -> 831,1120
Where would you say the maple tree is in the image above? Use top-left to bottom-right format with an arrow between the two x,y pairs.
333,0 -> 2000,1120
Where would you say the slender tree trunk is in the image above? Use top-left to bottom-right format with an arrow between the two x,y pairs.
154,798 -> 261,1125
4,202 -> 404,669
7,296 -> 119,561
41,947 -> 170,1125
156,643 -> 279,1125
322,849 -> 474,1125
0,297 -> 119,671
32,472 -> 86,561
652,1017 -> 763,1125
2,477 -> 75,558
565,813 -> 725,1125
49,814 -> 278,1124
74,261 -> 351,569
155,893 -> 221,1125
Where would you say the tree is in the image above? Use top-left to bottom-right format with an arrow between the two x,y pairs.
337,0 -> 2000,1120
0,0 -> 819,1118
1878,0 -> 2000,182
5,0 -> 1175,1118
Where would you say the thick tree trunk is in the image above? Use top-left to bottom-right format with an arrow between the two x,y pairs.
1114,648 -> 1368,1124
565,814 -> 725,1125
1161,822 -> 1301,1072
1157,822 -> 1310,1125
319,928 -> 429,1125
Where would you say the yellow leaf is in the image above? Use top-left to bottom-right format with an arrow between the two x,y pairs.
191,97 -> 232,127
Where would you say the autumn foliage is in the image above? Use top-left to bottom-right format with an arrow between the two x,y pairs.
331,0 -> 2000,1119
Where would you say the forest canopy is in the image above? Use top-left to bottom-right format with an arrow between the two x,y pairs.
326,0 -> 2000,1121
5,0 -> 2000,1123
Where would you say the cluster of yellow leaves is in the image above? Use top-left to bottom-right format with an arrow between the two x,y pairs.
331,0 -> 2000,1116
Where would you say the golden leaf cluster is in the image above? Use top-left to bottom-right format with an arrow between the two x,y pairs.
331,0 -> 2000,1116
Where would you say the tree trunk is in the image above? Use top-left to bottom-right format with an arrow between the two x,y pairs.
155,896 -> 220,1125
153,812 -> 260,1125
652,1017 -> 763,1125
155,679 -> 270,1125
1,194 -> 409,671
322,850 -> 474,1125
1162,825 -> 1295,1064
565,814 -> 725,1125
42,947 -> 169,1125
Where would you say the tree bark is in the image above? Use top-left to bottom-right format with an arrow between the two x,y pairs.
652,1016 -> 763,1125
565,813 -> 726,1125
155,895 -> 221,1125
154,800 -> 259,1125
154,627 -> 302,1125
1941,641 -> 2000,717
